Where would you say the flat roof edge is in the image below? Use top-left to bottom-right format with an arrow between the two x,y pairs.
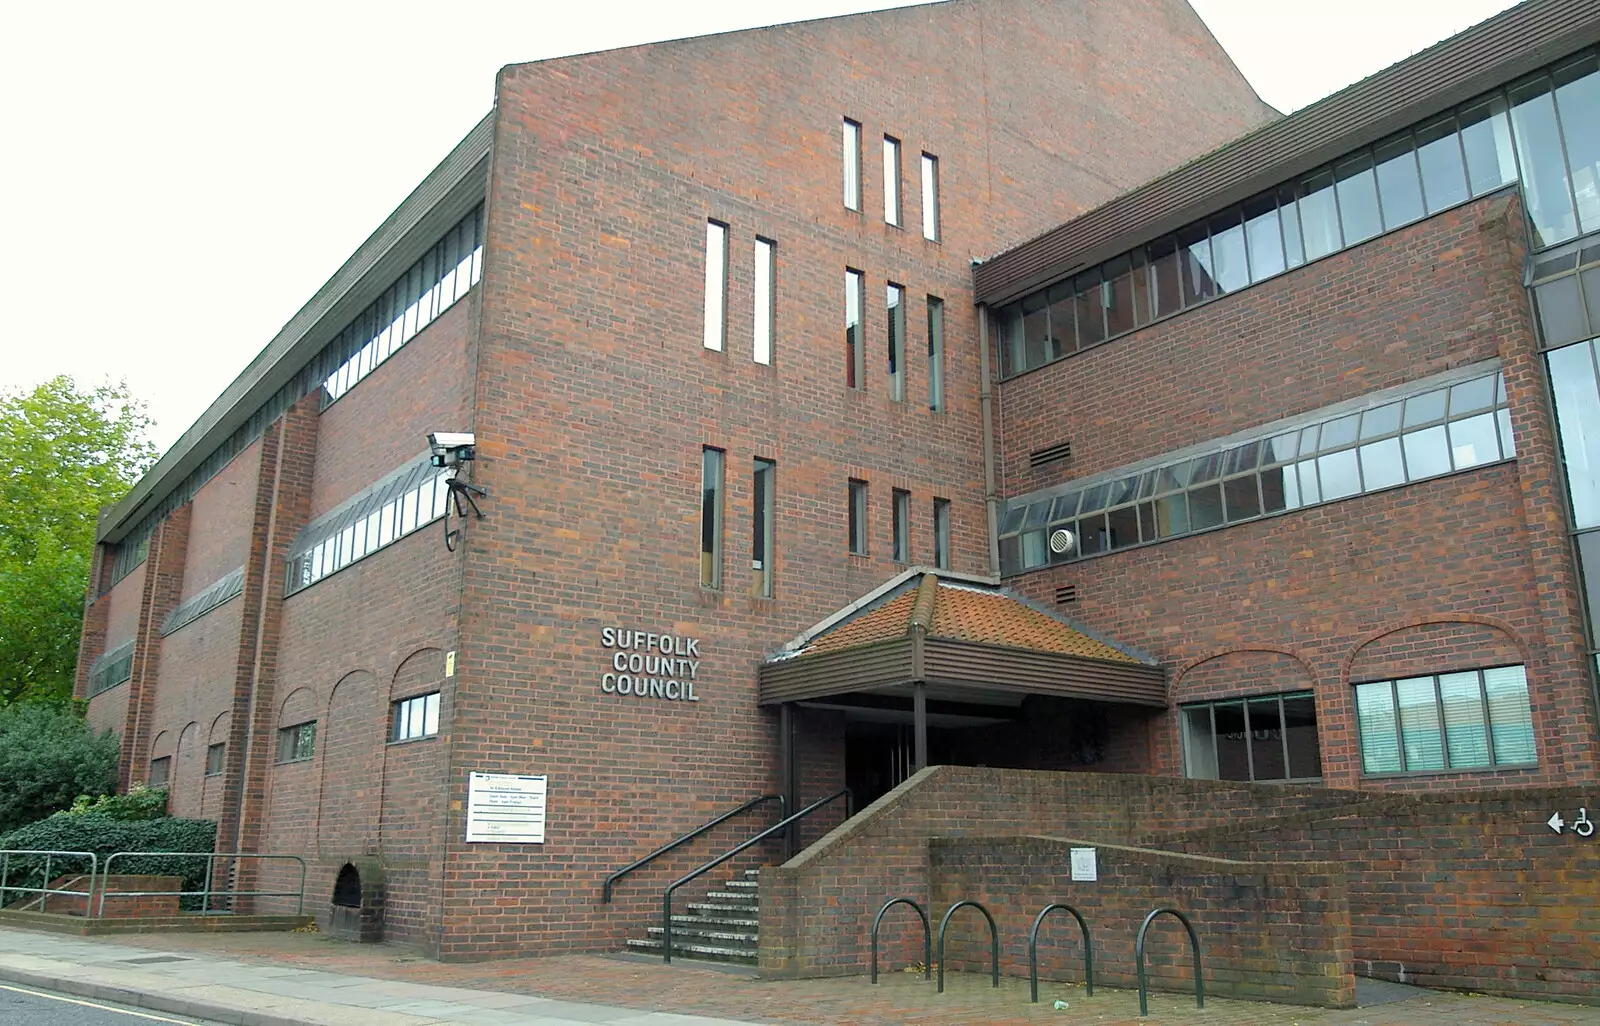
98,110 -> 496,544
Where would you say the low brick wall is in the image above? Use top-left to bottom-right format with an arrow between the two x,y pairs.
929,837 -> 1354,1007
37,875 -> 182,918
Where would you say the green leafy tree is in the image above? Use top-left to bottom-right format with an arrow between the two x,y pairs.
0,702 -> 120,833
0,377 -> 156,706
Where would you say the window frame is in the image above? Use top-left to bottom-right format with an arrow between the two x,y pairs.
204,743 -> 225,777
892,488 -> 911,564
848,479 -> 869,555
276,721 -> 317,764
845,268 -> 866,389
390,691 -> 442,744
1179,691 -> 1322,783
927,295 -> 945,412
883,136 -> 902,227
843,118 -> 862,211
1353,664 -> 1538,776
921,153 -> 940,241
933,497 -> 952,570
148,756 -> 172,788
753,237 -> 776,365
887,282 -> 906,402
700,447 -> 725,590
703,220 -> 728,352
753,458 -> 776,597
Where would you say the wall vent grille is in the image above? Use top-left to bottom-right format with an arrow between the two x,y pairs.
1030,441 -> 1072,468
1055,584 -> 1078,604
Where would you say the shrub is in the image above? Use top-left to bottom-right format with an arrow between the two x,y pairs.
68,784 -> 169,821
0,703 -> 119,833
0,812 -> 215,892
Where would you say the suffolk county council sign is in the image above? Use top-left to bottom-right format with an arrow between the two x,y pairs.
600,627 -> 701,702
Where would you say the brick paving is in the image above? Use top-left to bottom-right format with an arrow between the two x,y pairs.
99,930 -> 1600,1026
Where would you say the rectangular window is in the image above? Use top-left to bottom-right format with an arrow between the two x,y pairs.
920,153 -> 940,241
845,269 -> 865,388
848,479 -> 869,555
148,757 -> 171,788
753,237 -> 775,365
843,118 -> 862,211
886,283 -> 906,401
1355,665 -> 1536,774
703,220 -> 727,352
892,489 -> 911,563
753,458 -> 775,597
1181,692 -> 1321,782
700,448 -> 725,589
883,136 -> 902,226
927,296 -> 945,412
276,722 -> 316,764
204,743 -> 225,777
933,498 -> 951,569
391,691 -> 441,742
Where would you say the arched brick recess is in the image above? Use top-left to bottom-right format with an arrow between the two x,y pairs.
202,712 -> 230,818
391,648 -> 446,702
172,721 -> 200,817
1343,616 -> 1527,685
380,647 -> 448,943
277,687 -> 318,728
148,729 -> 172,760
1173,648 -> 1319,703
269,687 -> 321,857
317,670 -> 379,856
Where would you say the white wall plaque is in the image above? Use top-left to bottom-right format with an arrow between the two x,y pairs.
1069,846 -> 1097,882
465,772 -> 547,843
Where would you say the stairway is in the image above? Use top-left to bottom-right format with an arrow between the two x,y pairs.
625,867 -> 760,965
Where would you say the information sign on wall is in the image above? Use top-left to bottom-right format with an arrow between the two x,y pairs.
465,772 -> 547,843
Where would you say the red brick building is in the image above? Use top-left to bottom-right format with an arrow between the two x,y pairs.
75,0 -> 1600,984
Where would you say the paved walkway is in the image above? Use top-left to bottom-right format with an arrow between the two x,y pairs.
2,926 -> 1599,1026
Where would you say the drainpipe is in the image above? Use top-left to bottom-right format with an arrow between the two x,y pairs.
977,303 -> 1001,577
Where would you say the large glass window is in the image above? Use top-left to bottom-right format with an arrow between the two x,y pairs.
1182,692 -> 1321,782
753,458 -> 775,597
87,640 -> 134,697
999,365 -> 1512,575
700,448 -> 724,590
703,220 -> 727,352
1354,666 -> 1536,774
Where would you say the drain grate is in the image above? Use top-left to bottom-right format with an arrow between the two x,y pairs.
120,955 -> 193,965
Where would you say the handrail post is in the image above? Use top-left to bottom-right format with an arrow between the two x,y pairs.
1135,907 -> 1203,1016
1028,902 -> 1093,1002
869,898 -> 931,984
936,900 -> 999,994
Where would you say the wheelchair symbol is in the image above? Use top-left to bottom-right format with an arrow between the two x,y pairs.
1576,807 -> 1594,838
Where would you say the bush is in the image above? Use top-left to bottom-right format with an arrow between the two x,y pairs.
0,703 -> 119,833
68,784 -> 169,821
0,812 -> 215,892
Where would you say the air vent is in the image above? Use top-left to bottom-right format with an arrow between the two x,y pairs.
1055,584 -> 1078,605
1030,441 -> 1072,468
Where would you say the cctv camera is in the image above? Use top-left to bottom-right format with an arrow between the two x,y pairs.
428,432 -> 477,468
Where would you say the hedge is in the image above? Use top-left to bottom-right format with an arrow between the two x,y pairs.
0,813 -> 216,892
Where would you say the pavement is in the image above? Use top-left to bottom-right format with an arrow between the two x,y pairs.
2,926 -> 1600,1026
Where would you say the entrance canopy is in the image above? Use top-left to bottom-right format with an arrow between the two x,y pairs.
760,569 -> 1165,709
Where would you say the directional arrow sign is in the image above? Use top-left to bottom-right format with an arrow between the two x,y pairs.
1548,811 -> 1566,834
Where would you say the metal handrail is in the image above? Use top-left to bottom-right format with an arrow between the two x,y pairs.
97,852 -> 307,918
661,788 -> 852,963
870,897 -> 931,983
0,850 -> 99,918
1135,906 -> 1203,1015
936,899 -> 999,994
1029,902 -> 1093,1002
603,794 -> 784,903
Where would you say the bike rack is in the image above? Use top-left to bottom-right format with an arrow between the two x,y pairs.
1134,907 -> 1203,1016
869,898 -> 931,984
1028,902 -> 1093,1002
935,899 -> 999,994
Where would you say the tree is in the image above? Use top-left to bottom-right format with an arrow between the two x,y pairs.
0,702 -> 120,833
0,377 -> 156,706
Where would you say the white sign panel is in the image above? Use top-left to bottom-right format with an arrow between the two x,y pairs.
465,772 -> 547,843
1069,847 -> 1098,882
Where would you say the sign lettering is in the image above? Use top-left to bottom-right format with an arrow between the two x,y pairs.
599,627 -> 702,702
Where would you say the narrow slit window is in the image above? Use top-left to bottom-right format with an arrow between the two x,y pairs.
845,269 -> 865,388
754,237 -> 775,365
887,283 -> 906,402
932,497 -> 951,569
700,448 -> 725,589
843,118 -> 862,211
848,479 -> 869,555
927,296 -> 945,411
920,153 -> 939,240
703,220 -> 727,352
883,136 -> 902,226
753,458 -> 775,597
892,488 -> 911,563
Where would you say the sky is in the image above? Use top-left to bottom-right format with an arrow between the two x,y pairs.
0,0 -> 1520,453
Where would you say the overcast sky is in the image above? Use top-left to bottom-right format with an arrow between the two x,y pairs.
0,0 -> 1518,453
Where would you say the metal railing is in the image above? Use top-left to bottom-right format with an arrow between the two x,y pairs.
603,794 -> 784,903
1029,902 -> 1093,1002
869,897 -> 931,983
1135,906 -> 1203,1015
96,852 -> 307,918
936,899 -> 999,994
0,851 -> 99,918
661,788 -> 852,963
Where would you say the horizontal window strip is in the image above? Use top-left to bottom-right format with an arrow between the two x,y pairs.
161,567 -> 245,636
999,363 -> 1511,576
995,48 -> 1600,379
1355,664 -> 1536,774
87,639 -> 134,697
284,454 -> 452,596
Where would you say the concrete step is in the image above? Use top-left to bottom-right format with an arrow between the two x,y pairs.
625,937 -> 757,965
646,925 -> 757,946
704,890 -> 757,903
672,913 -> 757,928
687,900 -> 757,915
724,879 -> 758,890
742,868 -> 761,878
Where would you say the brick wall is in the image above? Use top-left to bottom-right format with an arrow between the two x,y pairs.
930,837 -> 1354,1007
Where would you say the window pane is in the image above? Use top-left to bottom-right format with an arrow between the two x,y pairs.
892,489 -> 910,562
1402,426 -> 1453,479
754,238 -> 774,365
1130,250 -> 1152,327
1318,449 -> 1361,500
1320,413 -> 1359,449
1103,256 -> 1136,337
933,498 -> 951,570
1282,695 -> 1322,778
1278,184 -> 1306,268
425,692 -> 440,736
1182,707 -> 1218,779
1396,676 -> 1445,771
1177,224 -> 1214,305
1149,237 -> 1183,318
1045,282 -> 1076,360
1554,56 -> 1600,234
1223,475 -> 1261,522
1509,76 -> 1579,246
842,119 -> 861,209
1449,375 -> 1496,415
1374,135 -> 1425,230
849,480 -> 868,554
1188,483 -> 1224,530
700,449 -> 724,589
887,283 -> 906,402
1416,117 -> 1469,213
1359,438 -> 1406,490
1577,532 -> 1600,648
1247,698 -> 1287,780
1548,341 -> 1600,529
703,221 -> 726,352
1459,97 -> 1518,196
1299,171 -> 1342,260
846,270 -> 864,386
1498,407 -> 1516,457
1404,388 -> 1448,428
1209,210 -> 1249,293
1106,505 -> 1139,550
1360,402 -> 1402,440
1296,460 -> 1321,505
1022,291 -> 1050,370
1449,412 -> 1501,469
921,153 -> 940,240
1439,671 -> 1490,769
927,297 -> 945,412
1261,465 -> 1290,513
1243,194 -> 1285,282
883,136 -> 901,225
1074,270 -> 1106,347
1153,492 -> 1189,537
1335,154 -> 1382,245
1212,701 -> 1250,781
1484,665 -> 1536,765
1535,276 -> 1589,346
1021,529 -> 1047,568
